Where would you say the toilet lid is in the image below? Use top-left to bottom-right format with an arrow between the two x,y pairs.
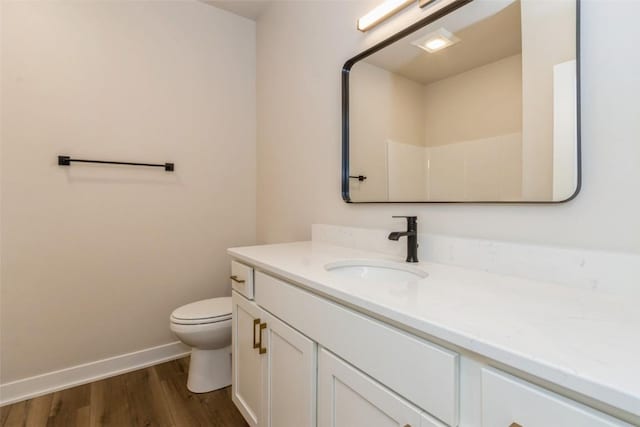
171,297 -> 232,324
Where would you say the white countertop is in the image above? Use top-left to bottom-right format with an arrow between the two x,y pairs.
228,241 -> 640,418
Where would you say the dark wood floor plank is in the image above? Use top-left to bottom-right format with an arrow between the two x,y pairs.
196,387 -> 248,427
0,402 -> 13,426
75,406 -> 90,427
160,374 -> 212,427
1,357 -> 247,427
0,403 -> 10,426
46,383 -> 91,427
123,366 -> 173,427
154,358 -> 188,383
1,400 -> 26,427
177,357 -> 190,374
89,374 -> 132,427
24,394 -> 53,426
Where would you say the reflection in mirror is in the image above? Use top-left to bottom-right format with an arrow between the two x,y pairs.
345,0 -> 578,203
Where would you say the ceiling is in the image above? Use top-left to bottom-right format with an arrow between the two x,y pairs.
363,0 -> 522,86
203,1 -> 271,21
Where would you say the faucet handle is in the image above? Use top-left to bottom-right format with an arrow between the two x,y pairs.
392,215 -> 417,223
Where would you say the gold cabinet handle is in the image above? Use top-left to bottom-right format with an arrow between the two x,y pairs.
259,322 -> 267,354
253,318 -> 260,349
230,275 -> 245,284
510,423 -> 523,427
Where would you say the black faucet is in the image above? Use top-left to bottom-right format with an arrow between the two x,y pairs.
388,216 -> 419,263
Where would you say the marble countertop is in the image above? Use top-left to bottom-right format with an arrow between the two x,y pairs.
228,241 -> 640,418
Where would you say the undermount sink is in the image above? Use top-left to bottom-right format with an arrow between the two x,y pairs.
324,259 -> 428,282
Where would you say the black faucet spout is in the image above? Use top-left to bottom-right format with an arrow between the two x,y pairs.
388,231 -> 415,240
388,231 -> 407,241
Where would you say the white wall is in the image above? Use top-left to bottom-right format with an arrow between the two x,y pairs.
256,0 -> 640,253
0,1 -> 256,383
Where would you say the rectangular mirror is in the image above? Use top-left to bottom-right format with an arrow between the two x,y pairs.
342,0 -> 579,203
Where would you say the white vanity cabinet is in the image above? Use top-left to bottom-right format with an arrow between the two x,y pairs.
232,290 -> 316,427
230,257 -> 635,427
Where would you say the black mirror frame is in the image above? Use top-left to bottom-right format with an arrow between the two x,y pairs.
341,0 -> 581,204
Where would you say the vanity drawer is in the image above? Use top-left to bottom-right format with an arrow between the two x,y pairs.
230,260 -> 254,299
481,368 -> 630,427
255,271 -> 459,426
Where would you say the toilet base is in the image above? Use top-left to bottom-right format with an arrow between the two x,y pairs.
186,345 -> 232,393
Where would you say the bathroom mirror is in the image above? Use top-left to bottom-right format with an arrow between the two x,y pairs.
342,0 -> 579,203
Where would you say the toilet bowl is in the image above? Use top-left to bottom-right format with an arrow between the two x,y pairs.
170,297 -> 232,393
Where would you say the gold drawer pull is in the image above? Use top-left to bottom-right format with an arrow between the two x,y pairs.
253,318 -> 260,349
510,423 -> 523,427
230,275 -> 245,284
259,322 -> 267,354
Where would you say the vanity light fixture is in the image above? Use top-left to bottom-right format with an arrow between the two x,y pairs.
357,0 -> 414,32
411,27 -> 460,52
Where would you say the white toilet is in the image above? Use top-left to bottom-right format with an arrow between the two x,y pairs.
170,296 -> 232,393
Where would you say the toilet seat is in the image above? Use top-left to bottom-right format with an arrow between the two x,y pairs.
170,297 -> 232,325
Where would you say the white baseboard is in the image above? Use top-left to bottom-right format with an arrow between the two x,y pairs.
0,341 -> 190,407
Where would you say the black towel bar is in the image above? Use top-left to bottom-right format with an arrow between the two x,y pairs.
58,155 -> 174,172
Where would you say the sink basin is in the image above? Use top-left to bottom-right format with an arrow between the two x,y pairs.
324,259 -> 428,282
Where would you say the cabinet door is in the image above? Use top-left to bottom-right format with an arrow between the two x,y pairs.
263,312 -> 317,427
318,348 -> 425,427
232,291 -> 266,427
482,368 -> 631,427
